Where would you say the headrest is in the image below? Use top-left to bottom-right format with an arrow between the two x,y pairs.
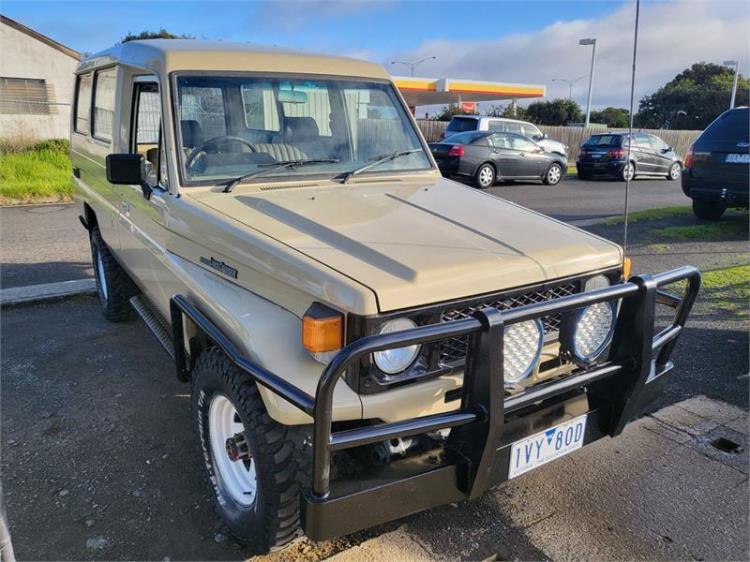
285,116 -> 319,138
181,120 -> 204,148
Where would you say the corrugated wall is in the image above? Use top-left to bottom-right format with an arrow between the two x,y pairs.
416,119 -> 701,161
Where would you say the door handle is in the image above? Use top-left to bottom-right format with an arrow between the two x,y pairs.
519,152 -> 527,157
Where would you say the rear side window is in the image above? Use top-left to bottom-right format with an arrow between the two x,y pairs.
93,68 -> 116,142
446,117 -> 478,133
584,134 -> 622,147
703,110 -> 749,142
446,131 -> 487,144
75,73 -> 93,134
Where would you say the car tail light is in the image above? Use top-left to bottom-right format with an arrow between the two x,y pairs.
607,148 -> 625,158
449,145 -> 464,157
684,144 -> 694,168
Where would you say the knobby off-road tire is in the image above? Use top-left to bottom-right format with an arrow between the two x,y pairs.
192,347 -> 312,553
89,226 -> 137,322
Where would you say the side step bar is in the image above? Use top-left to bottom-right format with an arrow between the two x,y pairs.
130,295 -> 175,359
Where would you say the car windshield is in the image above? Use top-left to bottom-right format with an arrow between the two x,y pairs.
583,134 -> 622,147
446,117 -> 478,133
175,75 -> 432,184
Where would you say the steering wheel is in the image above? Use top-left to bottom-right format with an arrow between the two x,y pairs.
185,135 -> 257,170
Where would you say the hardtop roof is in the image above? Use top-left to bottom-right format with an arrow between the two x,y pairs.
75,39 -> 390,80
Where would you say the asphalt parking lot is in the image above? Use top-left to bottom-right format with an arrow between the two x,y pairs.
1,177 -> 748,561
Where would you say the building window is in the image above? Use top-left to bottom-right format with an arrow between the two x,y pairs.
93,68 -> 116,142
0,77 -> 54,115
75,73 -> 93,134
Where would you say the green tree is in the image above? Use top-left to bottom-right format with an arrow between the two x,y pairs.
433,103 -> 479,121
485,103 -> 527,120
524,99 -> 583,126
636,62 -> 749,129
121,29 -> 194,43
589,107 -> 630,128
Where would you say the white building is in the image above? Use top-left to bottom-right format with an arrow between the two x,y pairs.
0,15 -> 80,141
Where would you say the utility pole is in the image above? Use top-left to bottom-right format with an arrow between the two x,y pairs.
551,75 -> 588,99
390,56 -> 437,77
579,38 -> 597,128
724,60 -> 740,109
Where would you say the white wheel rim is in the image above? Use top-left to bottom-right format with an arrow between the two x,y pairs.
670,164 -> 680,179
479,166 -> 493,186
95,250 -> 108,300
208,394 -> 257,506
548,166 -> 561,183
624,164 -> 634,180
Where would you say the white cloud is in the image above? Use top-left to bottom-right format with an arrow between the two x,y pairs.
386,0 -> 750,110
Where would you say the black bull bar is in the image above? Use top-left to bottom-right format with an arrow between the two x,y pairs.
170,266 -> 700,541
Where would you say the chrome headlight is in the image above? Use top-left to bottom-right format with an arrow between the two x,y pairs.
373,318 -> 421,374
503,319 -> 544,384
564,302 -> 616,364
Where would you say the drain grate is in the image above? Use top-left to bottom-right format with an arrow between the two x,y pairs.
710,436 -> 742,454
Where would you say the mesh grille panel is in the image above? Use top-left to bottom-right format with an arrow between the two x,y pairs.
439,282 -> 578,365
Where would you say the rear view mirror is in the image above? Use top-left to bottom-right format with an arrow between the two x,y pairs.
278,89 -> 308,103
106,154 -> 152,199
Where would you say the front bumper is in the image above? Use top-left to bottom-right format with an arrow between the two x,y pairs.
170,266 -> 700,542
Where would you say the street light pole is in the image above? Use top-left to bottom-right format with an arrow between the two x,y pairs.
579,38 -> 597,128
551,75 -> 589,99
390,56 -> 437,77
724,60 -> 740,109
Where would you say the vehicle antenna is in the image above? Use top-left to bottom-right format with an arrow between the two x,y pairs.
622,0 -> 640,254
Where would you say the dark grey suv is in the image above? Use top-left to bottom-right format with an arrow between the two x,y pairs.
682,107 -> 749,220
577,132 -> 682,181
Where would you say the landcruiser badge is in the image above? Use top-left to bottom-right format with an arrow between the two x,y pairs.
200,256 -> 238,279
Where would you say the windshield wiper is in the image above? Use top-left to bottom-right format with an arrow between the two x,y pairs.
223,158 -> 339,193
340,149 -> 422,184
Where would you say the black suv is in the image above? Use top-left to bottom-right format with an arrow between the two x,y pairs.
577,132 -> 682,181
682,107 -> 749,220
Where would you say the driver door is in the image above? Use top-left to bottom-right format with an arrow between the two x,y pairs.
117,78 -> 173,314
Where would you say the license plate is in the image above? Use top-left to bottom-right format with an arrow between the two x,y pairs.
725,153 -> 750,164
508,415 -> 587,479
591,153 -> 603,159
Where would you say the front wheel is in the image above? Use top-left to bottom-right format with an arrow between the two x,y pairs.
192,348 -> 310,553
474,163 -> 495,188
543,163 -> 563,185
667,162 -> 682,180
692,199 -> 725,221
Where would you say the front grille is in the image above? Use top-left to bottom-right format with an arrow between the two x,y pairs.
438,282 -> 579,365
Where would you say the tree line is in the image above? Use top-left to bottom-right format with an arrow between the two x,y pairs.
434,63 -> 748,130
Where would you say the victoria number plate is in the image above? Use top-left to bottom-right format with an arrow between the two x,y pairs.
508,415 -> 587,479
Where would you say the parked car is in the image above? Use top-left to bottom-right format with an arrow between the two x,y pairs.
441,115 -> 568,157
682,107 -> 749,220
72,39 -> 699,553
576,132 -> 682,181
430,131 -> 567,188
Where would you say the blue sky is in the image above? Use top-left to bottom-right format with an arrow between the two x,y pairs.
3,1 -> 748,110
3,1 -> 624,60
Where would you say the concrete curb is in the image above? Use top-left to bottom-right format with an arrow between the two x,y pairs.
0,278 -> 96,307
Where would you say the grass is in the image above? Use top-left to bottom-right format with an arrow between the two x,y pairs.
600,206 -> 691,225
654,218 -> 748,241
0,139 -> 73,205
700,264 -> 750,315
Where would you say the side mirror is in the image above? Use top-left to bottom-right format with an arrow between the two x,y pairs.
662,146 -> 672,153
106,154 -> 152,199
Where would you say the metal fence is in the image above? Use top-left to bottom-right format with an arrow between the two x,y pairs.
415,119 -> 701,161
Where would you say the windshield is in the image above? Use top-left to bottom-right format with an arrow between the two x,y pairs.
583,134 -> 623,147
175,75 -> 432,184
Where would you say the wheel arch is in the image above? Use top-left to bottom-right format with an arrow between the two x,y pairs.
474,160 -> 498,178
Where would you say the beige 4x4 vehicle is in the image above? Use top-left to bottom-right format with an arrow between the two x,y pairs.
72,40 -> 700,552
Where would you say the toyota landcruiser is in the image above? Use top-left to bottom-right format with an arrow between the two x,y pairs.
71,40 -> 700,553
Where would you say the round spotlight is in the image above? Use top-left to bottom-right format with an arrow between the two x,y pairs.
585,274 -> 611,291
564,302 -> 616,364
503,319 -> 544,384
373,318 -> 421,374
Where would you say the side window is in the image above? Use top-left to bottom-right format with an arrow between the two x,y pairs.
523,123 -> 542,138
132,83 -> 164,188
178,85 -> 227,144
487,121 -> 504,132
649,135 -> 668,151
75,73 -> 93,134
505,122 -> 523,134
635,133 -> 651,148
509,134 -> 538,151
92,68 -> 116,142
241,82 -> 280,131
489,133 -> 511,149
